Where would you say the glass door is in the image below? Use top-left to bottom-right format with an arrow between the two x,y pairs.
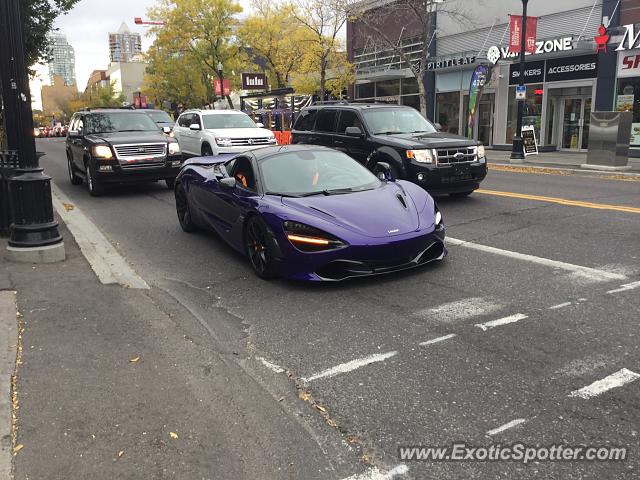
477,102 -> 494,146
562,98 -> 582,150
581,97 -> 592,150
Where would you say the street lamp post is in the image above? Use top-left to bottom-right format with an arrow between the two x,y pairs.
510,0 -> 529,162
0,0 -> 64,260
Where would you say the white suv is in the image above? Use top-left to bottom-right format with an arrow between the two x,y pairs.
174,110 -> 277,157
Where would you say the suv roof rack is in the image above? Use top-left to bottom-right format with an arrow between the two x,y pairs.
311,100 -> 350,106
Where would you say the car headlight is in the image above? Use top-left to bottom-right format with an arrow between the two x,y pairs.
477,145 -> 486,159
168,142 -> 180,155
215,137 -> 233,147
435,211 -> 442,226
93,145 -> 113,159
268,136 -> 277,144
283,221 -> 345,252
406,149 -> 436,164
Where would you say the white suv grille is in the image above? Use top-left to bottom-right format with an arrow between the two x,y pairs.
229,138 -> 273,147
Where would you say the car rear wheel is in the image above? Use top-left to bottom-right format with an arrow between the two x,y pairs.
449,190 -> 474,198
175,183 -> 196,232
68,155 -> 82,185
244,216 -> 276,279
85,162 -> 104,196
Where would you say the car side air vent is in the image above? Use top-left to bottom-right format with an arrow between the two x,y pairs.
396,193 -> 407,209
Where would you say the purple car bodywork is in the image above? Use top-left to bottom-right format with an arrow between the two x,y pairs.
177,146 -> 446,281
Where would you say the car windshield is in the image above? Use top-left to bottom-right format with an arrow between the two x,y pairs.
84,112 -> 159,134
202,114 -> 257,129
260,150 -> 381,196
146,111 -> 173,124
362,108 -> 437,135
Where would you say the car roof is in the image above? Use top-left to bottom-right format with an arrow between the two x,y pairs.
79,109 -> 149,114
197,110 -> 246,116
303,103 -> 412,111
250,144 -> 338,161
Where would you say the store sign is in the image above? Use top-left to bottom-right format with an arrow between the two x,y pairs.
617,49 -> 640,78
241,73 -> 267,90
508,15 -> 538,54
487,36 -> 574,65
509,60 -> 545,85
522,125 -> 539,156
427,54 -> 476,71
545,55 -> 598,82
616,24 -> 640,51
594,24 -> 610,53
467,65 -> 490,137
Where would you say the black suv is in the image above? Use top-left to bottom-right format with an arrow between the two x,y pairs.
66,109 -> 182,196
292,103 -> 487,196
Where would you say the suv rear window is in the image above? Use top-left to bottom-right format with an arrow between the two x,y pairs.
294,109 -> 318,131
314,109 -> 337,132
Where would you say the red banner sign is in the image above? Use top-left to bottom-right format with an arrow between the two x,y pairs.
509,15 -> 538,54
213,79 -> 231,97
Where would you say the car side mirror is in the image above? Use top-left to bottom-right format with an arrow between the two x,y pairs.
434,123 -> 442,132
345,126 -> 363,137
189,123 -> 201,131
220,177 -> 237,189
375,161 -> 393,181
162,126 -> 172,134
256,122 -> 265,128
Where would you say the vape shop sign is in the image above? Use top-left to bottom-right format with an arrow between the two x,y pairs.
508,55 -> 597,84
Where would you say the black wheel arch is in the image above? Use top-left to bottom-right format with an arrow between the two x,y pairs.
366,147 -> 406,179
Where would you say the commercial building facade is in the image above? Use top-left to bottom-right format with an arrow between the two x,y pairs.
348,0 -> 640,153
106,61 -> 147,104
47,33 -> 76,86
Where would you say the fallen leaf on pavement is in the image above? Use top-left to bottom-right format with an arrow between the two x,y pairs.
13,444 -> 24,454
299,391 -> 311,401
62,203 -> 75,212
129,357 -> 140,363
118,450 -> 124,458
314,405 -> 326,413
169,432 -> 178,439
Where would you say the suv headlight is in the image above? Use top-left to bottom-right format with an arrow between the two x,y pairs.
168,142 -> 180,155
215,137 -> 233,147
93,145 -> 113,159
406,149 -> 436,164
477,145 -> 486,159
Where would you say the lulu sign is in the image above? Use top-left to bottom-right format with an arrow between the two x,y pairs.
617,24 -> 640,51
241,72 -> 267,90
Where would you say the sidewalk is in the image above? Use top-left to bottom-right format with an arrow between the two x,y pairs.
487,149 -> 640,174
0,221 -> 355,479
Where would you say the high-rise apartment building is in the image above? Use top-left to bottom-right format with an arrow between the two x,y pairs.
47,33 -> 76,86
109,22 -> 142,63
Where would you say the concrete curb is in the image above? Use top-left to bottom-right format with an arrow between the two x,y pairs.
0,291 -> 17,478
489,162 -> 640,178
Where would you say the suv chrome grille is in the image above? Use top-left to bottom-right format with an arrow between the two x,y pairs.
229,138 -> 272,146
436,147 -> 476,165
113,143 -> 167,161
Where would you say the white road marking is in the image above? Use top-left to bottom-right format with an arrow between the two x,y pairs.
475,313 -> 528,331
340,465 -> 409,480
446,237 -> 627,282
415,297 -> 502,322
486,418 -> 527,436
257,357 -> 285,374
549,302 -> 572,310
607,280 -> 640,294
420,334 -> 457,346
51,183 -> 149,289
569,368 -> 640,399
302,351 -> 397,383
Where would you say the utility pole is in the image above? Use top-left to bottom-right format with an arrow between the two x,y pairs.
510,0 -> 528,162
0,0 -> 64,261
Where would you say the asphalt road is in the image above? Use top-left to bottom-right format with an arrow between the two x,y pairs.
35,138 -> 640,479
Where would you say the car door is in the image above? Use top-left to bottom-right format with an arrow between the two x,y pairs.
333,109 -> 370,164
291,108 -> 318,144
68,114 -> 86,171
177,113 -> 195,155
312,108 -> 338,148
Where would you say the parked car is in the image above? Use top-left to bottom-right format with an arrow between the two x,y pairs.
144,109 -> 175,136
34,128 -> 41,137
291,103 -> 488,197
65,109 -> 182,196
174,145 -> 445,281
173,109 -> 277,157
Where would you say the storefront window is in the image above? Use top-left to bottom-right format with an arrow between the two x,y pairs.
356,82 -> 375,99
616,78 -> 640,146
401,95 -> 420,110
376,79 -> 400,97
506,84 -> 543,144
401,77 -> 419,95
436,92 -> 460,135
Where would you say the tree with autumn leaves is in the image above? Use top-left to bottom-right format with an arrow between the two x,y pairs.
142,0 -> 354,109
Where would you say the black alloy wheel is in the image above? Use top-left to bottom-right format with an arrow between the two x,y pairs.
245,217 -> 276,279
175,183 -> 196,232
68,155 -> 82,185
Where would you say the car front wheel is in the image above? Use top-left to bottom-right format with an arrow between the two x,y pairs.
175,182 -> 196,232
244,216 -> 277,279
68,156 -> 82,185
86,162 -> 104,196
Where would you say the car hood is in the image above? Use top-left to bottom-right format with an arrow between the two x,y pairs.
202,127 -> 275,138
86,131 -> 169,145
374,131 -> 477,149
281,182 -> 422,238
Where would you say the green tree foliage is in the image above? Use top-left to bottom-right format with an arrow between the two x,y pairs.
62,82 -> 126,120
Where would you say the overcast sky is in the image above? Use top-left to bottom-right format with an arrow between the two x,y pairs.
31,0 -> 252,109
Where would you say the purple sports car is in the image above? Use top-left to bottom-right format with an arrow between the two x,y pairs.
174,145 -> 446,281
